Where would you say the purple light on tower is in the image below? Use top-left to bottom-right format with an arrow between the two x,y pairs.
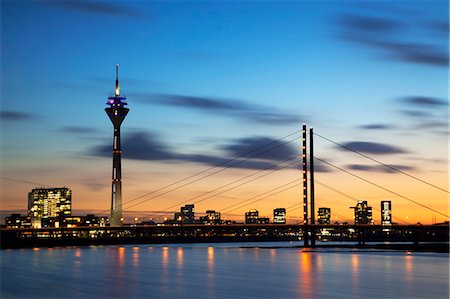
105,64 -> 129,226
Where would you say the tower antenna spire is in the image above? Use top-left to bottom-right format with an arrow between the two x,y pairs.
115,64 -> 120,97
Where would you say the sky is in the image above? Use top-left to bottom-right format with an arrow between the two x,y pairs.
1,0 -> 448,224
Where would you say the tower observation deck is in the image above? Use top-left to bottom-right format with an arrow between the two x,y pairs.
105,65 -> 129,226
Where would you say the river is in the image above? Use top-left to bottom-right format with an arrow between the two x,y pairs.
1,242 -> 448,298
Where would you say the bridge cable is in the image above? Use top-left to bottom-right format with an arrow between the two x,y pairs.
97,130 -> 302,215
315,156 -> 449,219
146,158 -> 300,219
314,180 -> 410,225
313,132 -> 448,194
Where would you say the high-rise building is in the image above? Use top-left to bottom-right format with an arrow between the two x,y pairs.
28,187 -> 72,228
318,207 -> 331,224
381,201 -> 392,226
175,204 -> 195,223
350,200 -> 373,225
200,210 -> 221,224
105,65 -> 129,226
273,208 -> 286,224
245,209 -> 259,224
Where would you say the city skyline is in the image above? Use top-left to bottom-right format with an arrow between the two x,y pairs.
1,1 -> 448,225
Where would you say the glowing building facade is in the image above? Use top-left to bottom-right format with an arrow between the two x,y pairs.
200,210 -> 221,224
28,187 -> 72,228
245,209 -> 259,224
105,65 -> 129,226
175,204 -> 195,224
318,207 -> 331,225
381,201 -> 392,226
351,200 -> 373,225
273,208 -> 286,224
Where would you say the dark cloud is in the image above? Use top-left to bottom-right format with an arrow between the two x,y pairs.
358,124 -> 396,130
90,130 -> 333,172
340,14 -> 402,33
401,96 -> 448,107
346,164 -> 416,173
0,110 -> 37,121
337,13 -> 448,67
45,0 -> 140,17
431,21 -> 449,34
223,136 -> 298,162
92,131 -> 176,161
134,94 -> 301,126
339,141 -> 407,155
60,126 -> 99,134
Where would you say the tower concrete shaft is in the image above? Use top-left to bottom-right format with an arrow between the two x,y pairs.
105,65 -> 129,226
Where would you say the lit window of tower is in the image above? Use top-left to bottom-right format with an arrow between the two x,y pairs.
105,65 -> 129,226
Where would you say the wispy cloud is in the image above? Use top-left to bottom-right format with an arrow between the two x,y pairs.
338,141 -> 408,155
400,96 -> 448,107
358,124 -> 396,130
134,94 -> 302,126
346,164 -> 416,173
0,110 -> 37,121
60,126 -> 99,134
337,12 -> 448,67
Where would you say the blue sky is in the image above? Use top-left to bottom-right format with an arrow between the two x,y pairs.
1,0 -> 448,223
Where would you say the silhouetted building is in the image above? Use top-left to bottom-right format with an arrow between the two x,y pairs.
351,200 -> 373,225
318,207 -> 331,225
381,201 -> 392,226
175,204 -> 195,223
200,210 -> 221,224
5,214 -> 31,228
245,209 -> 259,224
257,217 -> 270,224
105,65 -> 129,226
28,187 -> 72,228
273,208 -> 286,224
40,214 -> 107,228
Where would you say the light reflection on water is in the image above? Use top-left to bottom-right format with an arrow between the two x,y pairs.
1,242 -> 448,299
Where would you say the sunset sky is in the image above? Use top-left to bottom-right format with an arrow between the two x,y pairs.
1,0 -> 448,224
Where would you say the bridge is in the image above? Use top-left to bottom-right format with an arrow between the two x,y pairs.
1,125 -> 448,249
1,223 -> 448,249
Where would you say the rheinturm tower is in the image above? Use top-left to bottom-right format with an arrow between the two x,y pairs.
105,64 -> 129,226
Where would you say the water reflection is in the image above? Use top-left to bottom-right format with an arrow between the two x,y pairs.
177,247 -> 184,268
133,247 -> 139,268
269,249 -> 276,264
118,246 -> 125,267
161,246 -> 169,269
207,246 -> 214,271
351,254 -> 361,298
404,254 -> 414,285
2,244 -> 447,299
298,252 -> 313,297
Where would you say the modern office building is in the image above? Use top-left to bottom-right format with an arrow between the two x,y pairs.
273,208 -> 286,224
245,209 -> 259,224
318,207 -> 331,225
28,187 -> 72,228
381,201 -> 392,226
200,210 -> 221,224
175,204 -> 195,223
350,200 -> 373,225
105,65 -> 129,226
